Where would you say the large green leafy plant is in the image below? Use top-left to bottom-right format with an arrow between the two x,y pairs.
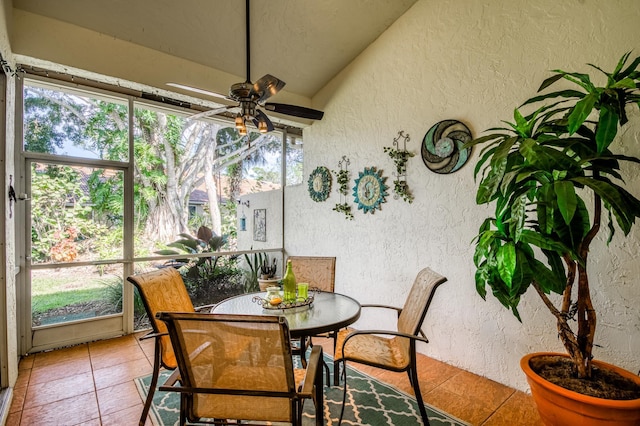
467,53 -> 640,379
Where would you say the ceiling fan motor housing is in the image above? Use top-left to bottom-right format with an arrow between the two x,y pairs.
229,82 -> 254,102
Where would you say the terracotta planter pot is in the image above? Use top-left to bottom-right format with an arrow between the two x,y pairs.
521,352 -> 640,426
257,278 -> 280,292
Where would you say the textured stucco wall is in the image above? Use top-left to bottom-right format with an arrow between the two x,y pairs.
237,190 -> 284,250
289,0 -> 640,391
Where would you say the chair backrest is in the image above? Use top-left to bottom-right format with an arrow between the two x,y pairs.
157,312 -> 298,423
288,256 -> 336,292
397,267 -> 447,336
127,268 -> 195,369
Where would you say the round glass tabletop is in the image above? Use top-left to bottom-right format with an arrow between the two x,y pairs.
212,291 -> 361,338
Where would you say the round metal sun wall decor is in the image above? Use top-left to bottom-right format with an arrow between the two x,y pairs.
421,119 -> 472,174
353,167 -> 389,214
308,166 -> 332,202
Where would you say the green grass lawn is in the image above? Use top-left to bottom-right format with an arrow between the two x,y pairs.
31,274 -> 121,314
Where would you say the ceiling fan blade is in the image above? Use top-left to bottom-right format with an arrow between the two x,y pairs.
252,74 -> 286,103
188,106 -> 234,121
264,103 -> 324,120
252,109 -> 275,132
166,82 -> 229,100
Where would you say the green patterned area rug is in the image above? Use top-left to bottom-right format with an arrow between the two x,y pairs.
135,355 -> 469,426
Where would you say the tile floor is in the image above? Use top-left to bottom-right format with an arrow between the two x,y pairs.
7,334 -> 542,425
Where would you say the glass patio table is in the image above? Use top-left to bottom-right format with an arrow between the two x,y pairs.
211,291 -> 361,340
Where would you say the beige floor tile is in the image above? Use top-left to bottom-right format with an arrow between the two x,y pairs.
90,342 -> 147,370
18,355 -> 34,370
14,369 -> 30,390
97,380 -> 145,415
24,372 -> 95,408
424,384 -> 496,425
5,410 -> 21,425
20,392 -> 99,426
9,385 -> 27,414
416,356 -> 464,392
438,370 -> 515,412
93,357 -> 152,390
482,390 -> 543,426
88,334 -> 138,356
28,357 -> 92,385
101,403 -> 154,426
32,343 -> 89,368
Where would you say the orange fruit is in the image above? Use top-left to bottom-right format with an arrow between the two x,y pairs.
269,297 -> 282,306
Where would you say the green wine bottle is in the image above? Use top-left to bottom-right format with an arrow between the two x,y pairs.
282,259 -> 297,302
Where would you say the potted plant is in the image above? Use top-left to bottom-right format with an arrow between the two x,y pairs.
256,254 -> 279,291
467,52 -> 640,425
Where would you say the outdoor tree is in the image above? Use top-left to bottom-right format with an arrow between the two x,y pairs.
23,84 -> 286,255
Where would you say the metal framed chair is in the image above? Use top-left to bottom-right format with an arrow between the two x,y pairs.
288,256 -> 336,294
288,256 -> 336,381
127,267 -> 213,426
334,267 -> 447,426
157,312 -> 325,426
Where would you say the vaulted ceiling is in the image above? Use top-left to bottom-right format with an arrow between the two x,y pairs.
12,0 -> 418,102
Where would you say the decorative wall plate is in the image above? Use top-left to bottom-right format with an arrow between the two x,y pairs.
353,167 -> 388,214
308,166 -> 332,202
421,120 -> 472,174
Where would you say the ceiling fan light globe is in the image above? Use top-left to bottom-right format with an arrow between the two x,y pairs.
239,125 -> 247,136
258,121 -> 268,133
235,116 -> 244,129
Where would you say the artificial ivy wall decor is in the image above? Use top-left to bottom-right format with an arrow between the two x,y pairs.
421,119 -> 472,174
332,156 -> 353,220
353,167 -> 389,214
307,166 -> 332,202
384,130 -> 414,203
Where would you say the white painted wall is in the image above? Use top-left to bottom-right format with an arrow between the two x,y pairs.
289,0 -> 640,391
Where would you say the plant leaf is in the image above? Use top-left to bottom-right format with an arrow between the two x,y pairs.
521,90 -> 585,107
497,242 -> 516,286
537,73 -> 565,92
554,180 -> 577,225
595,105 -> 619,153
529,258 -> 566,294
567,93 -> 598,134
477,157 -> 507,204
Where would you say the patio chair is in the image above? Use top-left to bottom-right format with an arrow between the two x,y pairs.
288,256 -> 336,294
334,267 -> 447,426
157,312 -> 325,426
288,256 -> 336,379
127,267 -> 214,426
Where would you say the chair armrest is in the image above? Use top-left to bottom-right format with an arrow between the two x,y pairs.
342,329 -> 430,350
358,304 -> 427,340
138,330 -> 167,341
360,304 -> 402,315
195,303 -> 217,312
300,345 -> 323,396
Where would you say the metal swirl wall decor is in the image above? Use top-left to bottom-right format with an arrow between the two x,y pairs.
307,166 -> 332,202
421,120 -> 472,174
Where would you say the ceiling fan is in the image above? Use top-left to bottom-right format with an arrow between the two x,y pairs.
180,0 -> 324,134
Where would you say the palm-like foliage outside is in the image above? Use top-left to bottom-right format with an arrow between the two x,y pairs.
466,52 -> 640,379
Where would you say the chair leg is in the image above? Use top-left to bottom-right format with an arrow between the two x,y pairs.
323,359 -> 331,386
333,358 -> 342,385
140,338 -> 162,426
408,366 -> 430,426
315,357 -> 325,426
338,362 -> 348,425
299,337 -> 308,368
